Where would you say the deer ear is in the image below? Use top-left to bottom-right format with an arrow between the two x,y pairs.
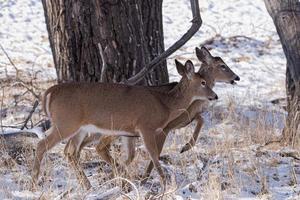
196,46 -> 213,64
185,60 -> 195,79
175,59 -> 185,76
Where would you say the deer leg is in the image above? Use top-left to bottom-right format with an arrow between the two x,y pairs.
141,129 -> 166,193
32,126 -> 69,184
95,137 -> 114,165
164,110 -> 195,131
123,137 -> 136,165
76,134 -> 102,159
142,131 -> 167,184
64,131 -> 91,190
95,136 -> 118,165
180,114 -> 203,153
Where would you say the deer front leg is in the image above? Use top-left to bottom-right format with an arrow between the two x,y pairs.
141,129 -> 166,193
180,114 -> 203,153
142,131 -> 167,184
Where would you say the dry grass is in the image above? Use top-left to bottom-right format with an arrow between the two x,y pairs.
0,80 -> 299,199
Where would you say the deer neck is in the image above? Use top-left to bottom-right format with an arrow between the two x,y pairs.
198,64 -> 215,88
162,79 -> 195,120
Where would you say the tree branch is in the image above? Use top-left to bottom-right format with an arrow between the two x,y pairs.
21,100 -> 39,130
124,0 -> 202,85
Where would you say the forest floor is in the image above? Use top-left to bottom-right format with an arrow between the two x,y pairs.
1,0 -> 300,199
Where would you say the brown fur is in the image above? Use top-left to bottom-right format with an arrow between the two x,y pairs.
73,46 -> 240,182
32,59 -> 218,191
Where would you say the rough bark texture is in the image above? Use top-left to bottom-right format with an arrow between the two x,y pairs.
42,0 -> 168,85
265,0 -> 300,147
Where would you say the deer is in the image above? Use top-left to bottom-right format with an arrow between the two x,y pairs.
140,46 -> 240,181
32,59 -> 218,191
64,46 -> 240,185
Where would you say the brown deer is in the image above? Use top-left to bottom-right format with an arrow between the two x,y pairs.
32,59 -> 218,191
141,46 -> 240,181
65,46 -> 240,184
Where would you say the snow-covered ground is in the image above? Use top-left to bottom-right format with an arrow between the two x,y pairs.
1,0 -> 298,199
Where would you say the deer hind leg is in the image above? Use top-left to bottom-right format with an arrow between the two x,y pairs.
180,114 -> 203,153
64,131 -> 91,190
76,134 -> 102,159
95,136 -> 117,165
32,126 -> 66,184
141,129 -> 166,192
95,136 -> 127,179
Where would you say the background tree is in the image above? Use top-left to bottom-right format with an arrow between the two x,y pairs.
265,0 -> 300,147
42,0 -> 169,85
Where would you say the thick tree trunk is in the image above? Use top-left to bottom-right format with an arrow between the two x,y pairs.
42,0 -> 168,85
265,0 -> 300,147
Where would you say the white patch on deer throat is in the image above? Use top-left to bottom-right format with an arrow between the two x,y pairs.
80,124 -> 134,136
191,96 -> 207,102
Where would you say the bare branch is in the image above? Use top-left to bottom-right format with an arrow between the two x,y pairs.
21,100 -> 39,130
98,43 -> 107,82
124,0 -> 202,85
0,44 -> 20,77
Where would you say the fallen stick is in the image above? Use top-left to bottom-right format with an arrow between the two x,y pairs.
21,100 -> 39,130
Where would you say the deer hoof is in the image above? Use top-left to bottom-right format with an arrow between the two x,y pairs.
180,143 -> 192,153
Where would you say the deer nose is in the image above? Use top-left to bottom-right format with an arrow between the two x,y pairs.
235,76 -> 240,81
209,95 -> 218,101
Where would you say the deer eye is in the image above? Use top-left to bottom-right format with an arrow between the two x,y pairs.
220,65 -> 227,70
201,80 -> 206,87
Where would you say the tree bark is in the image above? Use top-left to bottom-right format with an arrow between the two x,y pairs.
265,0 -> 300,147
42,0 -> 168,85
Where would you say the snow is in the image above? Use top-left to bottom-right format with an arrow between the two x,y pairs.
0,0 -> 298,199
0,0 -> 55,81
164,0 -> 286,106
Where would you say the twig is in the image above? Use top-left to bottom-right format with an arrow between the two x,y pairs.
21,100 -> 39,130
84,177 -> 140,200
291,161 -> 298,185
0,130 -> 38,138
125,0 -> 202,85
54,187 -> 75,200
13,81 -> 40,99
0,43 -> 41,99
98,43 -> 107,82
0,88 -> 4,134
0,125 -> 22,129
0,44 -> 20,77
279,151 -> 300,160
263,138 -> 282,146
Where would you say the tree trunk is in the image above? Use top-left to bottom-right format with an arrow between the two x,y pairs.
265,0 -> 300,147
42,0 -> 168,85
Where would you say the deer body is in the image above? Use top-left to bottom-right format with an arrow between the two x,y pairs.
32,60 -> 218,191
64,47 -> 240,187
